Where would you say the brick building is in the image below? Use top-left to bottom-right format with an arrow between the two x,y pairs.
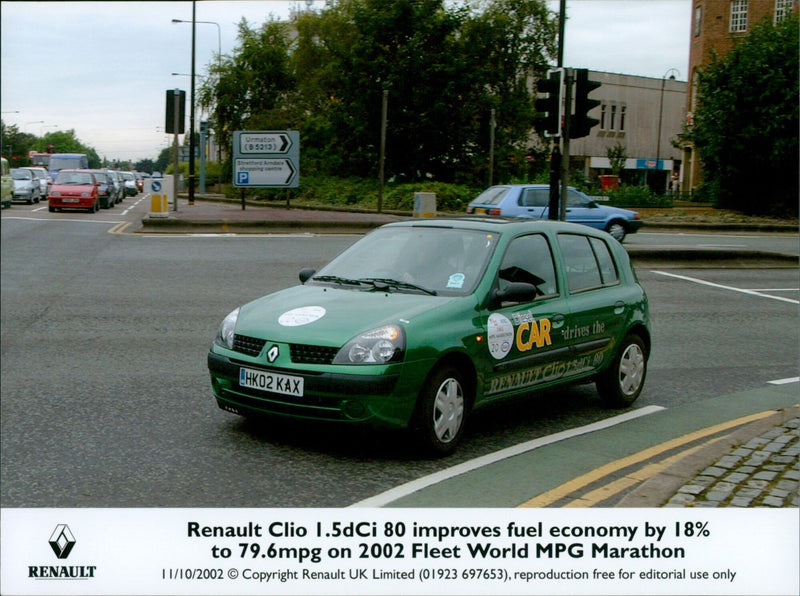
682,0 -> 797,193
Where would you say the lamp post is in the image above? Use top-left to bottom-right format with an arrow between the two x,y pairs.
656,68 -> 680,192
172,15 -> 222,198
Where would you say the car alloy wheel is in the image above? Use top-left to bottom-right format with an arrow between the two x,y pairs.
415,365 -> 467,456
606,221 -> 626,242
597,334 -> 646,407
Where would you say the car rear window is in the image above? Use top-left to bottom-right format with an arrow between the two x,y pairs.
557,233 -> 619,293
472,186 -> 510,206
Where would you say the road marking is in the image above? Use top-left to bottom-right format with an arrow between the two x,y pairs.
768,377 -> 800,385
347,405 -> 665,508
1,216 -> 124,225
517,409 -> 778,508
652,270 -> 799,304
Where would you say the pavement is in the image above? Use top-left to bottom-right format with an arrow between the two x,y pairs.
141,194 -> 799,509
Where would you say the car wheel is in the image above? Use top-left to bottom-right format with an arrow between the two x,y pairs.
596,334 -> 647,408
414,365 -> 467,456
606,220 -> 626,242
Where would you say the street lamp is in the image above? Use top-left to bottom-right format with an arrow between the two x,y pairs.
172,13 -> 220,205
655,68 -> 680,193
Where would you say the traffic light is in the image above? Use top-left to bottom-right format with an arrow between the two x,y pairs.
571,68 -> 601,139
535,68 -> 564,137
165,89 -> 186,134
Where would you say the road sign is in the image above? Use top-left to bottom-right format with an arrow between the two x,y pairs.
238,132 -> 293,154
234,158 -> 297,187
232,130 -> 299,188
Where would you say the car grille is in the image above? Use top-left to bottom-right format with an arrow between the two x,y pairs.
233,334 -> 266,357
290,344 -> 338,365
232,335 -> 338,364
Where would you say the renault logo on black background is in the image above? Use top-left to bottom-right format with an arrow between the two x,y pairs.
49,524 -> 76,559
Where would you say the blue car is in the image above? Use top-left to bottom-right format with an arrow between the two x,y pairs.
467,185 -> 643,242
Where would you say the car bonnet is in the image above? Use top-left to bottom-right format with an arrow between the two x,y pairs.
234,284 -> 456,345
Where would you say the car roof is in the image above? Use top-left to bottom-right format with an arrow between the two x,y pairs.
381,216 -> 607,236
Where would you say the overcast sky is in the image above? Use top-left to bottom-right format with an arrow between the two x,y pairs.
1,0 -> 691,163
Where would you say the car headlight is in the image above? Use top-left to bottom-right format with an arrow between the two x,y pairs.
334,325 -> 405,364
51,191 -> 61,197
215,307 -> 240,349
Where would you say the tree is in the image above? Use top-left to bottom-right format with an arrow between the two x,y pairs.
688,13 -> 798,216
201,0 -> 557,186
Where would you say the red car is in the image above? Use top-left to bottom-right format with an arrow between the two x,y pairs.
48,169 -> 100,213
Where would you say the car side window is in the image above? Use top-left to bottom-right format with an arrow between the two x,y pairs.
498,234 -> 558,297
557,233 -> 619,293
566,189 -> 589,207
589,237 -> 619,285
519,188 -> 549,207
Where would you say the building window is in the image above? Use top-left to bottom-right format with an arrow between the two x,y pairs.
618,104 -> 626,132
694,5 -> 702,36
730,0 -> 748,32
610,104 -> 617,131
775,0 -> 793,22
600,103 -> 607,130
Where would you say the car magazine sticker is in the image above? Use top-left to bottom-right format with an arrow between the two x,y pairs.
278,306 -> 326,327
487,313 -> 514,359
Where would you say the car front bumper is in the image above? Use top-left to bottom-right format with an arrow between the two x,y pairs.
207,351 -> 420,428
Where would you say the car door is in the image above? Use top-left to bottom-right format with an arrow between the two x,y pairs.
517,187 -> 550,219
482,233 -> 572,401
554,232 -> 627,374
563,189 -> 605,230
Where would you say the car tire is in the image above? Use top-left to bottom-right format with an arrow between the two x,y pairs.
596,334 -> 647,408
606,220 -> 627,242
413,364 -> 467,456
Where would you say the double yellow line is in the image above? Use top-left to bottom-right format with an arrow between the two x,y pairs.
519,409 -> 781,508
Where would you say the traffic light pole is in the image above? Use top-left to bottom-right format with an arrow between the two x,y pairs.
560,70 -> 573,221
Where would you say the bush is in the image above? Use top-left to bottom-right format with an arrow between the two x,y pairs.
605,185 -> 673,208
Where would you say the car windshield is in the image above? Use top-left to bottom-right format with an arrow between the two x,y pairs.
55,172 -> 94,185
470,186 -> 509,206
11,170 -> 31,180
312,226 -> 499,296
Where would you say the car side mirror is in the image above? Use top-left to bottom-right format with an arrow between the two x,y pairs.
490,282 -> 538,308
299,268 -> 316,284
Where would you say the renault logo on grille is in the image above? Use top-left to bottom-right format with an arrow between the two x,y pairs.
49,524 -> 76,559
267,345 -> 279,363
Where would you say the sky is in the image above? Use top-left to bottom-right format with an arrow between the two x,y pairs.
1,0 -> 691,163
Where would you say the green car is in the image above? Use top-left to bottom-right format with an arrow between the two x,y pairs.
208,218 -> 650,455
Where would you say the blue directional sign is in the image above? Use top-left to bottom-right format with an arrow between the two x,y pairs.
232,131 -> 299,188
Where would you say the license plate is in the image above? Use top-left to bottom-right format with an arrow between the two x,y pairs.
239,367 -> 303,397
63,198 -> 80,203
474,207 -> 487,214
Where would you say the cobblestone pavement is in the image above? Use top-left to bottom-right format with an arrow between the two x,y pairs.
665,416 -> 799,508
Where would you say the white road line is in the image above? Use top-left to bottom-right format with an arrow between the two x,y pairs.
348,405 -> 665,508
652,270 -> 799,304
768,377 -> 800,385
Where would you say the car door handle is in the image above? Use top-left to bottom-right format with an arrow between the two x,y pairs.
614,301 -> 625,315
551,314 -> 565,328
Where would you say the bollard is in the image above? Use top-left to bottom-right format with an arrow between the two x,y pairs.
413,192 -> 436,218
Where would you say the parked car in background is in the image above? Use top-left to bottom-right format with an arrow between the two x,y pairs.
106,170 -> 124,204
208,218 -> 651,455
10,168 -> 41,204
1,158 -> 12,208
48,169 -> 99,213
21,166 -> 50,199
467,185 -> 643,242
121,171 -> 137,197
88,170 -> 116,209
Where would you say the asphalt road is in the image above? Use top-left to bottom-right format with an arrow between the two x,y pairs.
1,201 -> 797,508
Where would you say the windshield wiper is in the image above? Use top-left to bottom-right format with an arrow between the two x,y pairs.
312,275 -> 370,287
359,277 -> 438,296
